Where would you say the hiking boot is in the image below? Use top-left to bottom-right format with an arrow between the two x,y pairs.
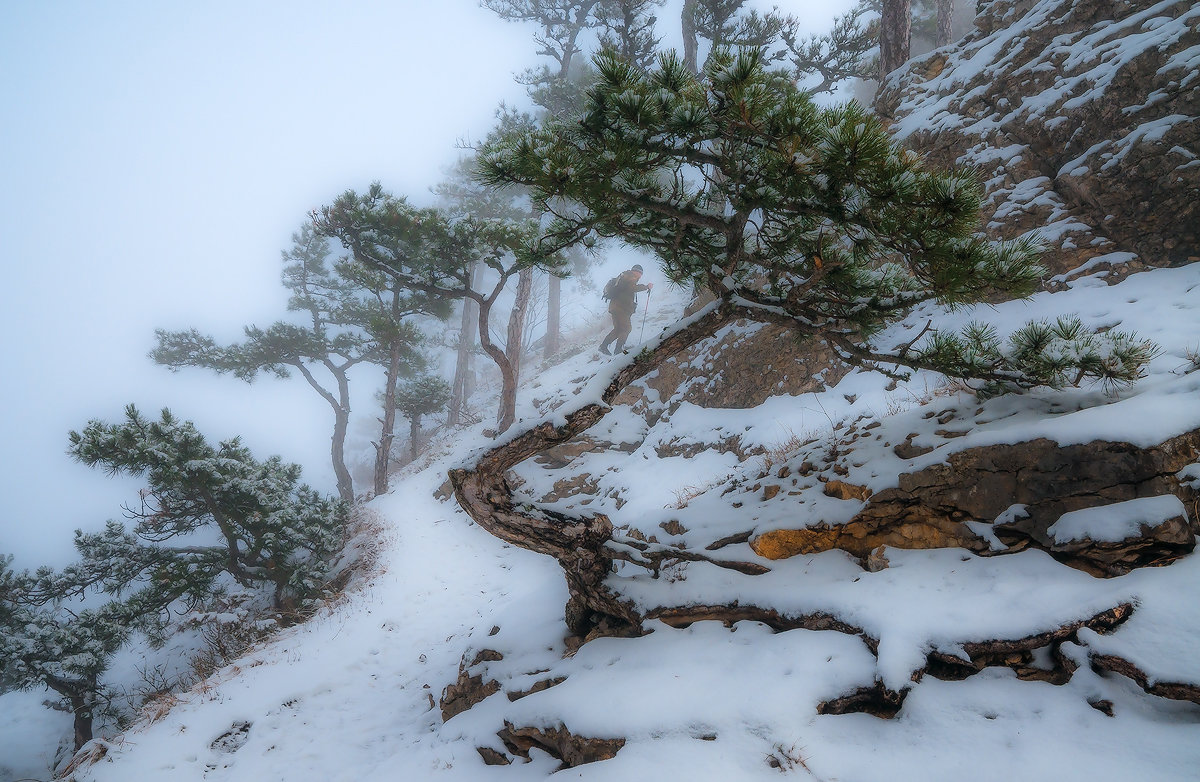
599,343 -> 612,355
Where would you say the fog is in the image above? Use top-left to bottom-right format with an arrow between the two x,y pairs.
0,0 -> 852,569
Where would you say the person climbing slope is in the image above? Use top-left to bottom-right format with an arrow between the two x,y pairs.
599,264 -> 653,355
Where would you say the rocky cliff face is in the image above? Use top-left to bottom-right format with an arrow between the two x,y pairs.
877,0 -> 1200,279
460,4 -> 1200,759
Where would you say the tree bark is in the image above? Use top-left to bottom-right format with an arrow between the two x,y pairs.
449,262 -> 482,427
936,0 -> 954,47
682,0 -> 699,74
374,344 -> 400,496
879,0 -> 912,77
544,273 -> 561,359
451,300 -> 748,635
506,268 -> 534,390
71,692 -> 95,752
331,400 -> 354,504
294,361 -> 355,503
477,297 -> 520,434
46,677 -> 96,753
374,292 -> 407,496
409,413 -> 422,461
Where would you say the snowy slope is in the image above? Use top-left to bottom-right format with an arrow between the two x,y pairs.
58,258 -> 1200,782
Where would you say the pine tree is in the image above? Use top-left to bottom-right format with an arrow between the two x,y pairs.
783,0 -> 879,96
484,1 -> 609,361
394,375 -> 453,460
314,182 -> 565,433
456,50 -> 1153,637
481,49 -> 1152,397
1,410 -> 345,750
483,0 -> 602,83
596,0 -> 664,71
0,562 -> 128,751
152,225 -> 438,502
935,0 -> 954,47
681,0 -> 791,73
62,406 -> 348,610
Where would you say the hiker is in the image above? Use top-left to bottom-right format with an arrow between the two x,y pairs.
599,264 -> 653,355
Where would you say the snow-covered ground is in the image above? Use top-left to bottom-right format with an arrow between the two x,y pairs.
21,257 -> 1193,782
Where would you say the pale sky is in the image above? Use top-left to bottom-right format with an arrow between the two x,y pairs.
0,0 -> 852,568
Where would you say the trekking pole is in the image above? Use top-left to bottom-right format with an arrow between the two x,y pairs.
638,288 -> 653,343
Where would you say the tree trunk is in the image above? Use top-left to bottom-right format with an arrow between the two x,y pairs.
448,262 -> 481,427
477,298 -> 520,434
374,347 -> 400,496
295,361 -> 356,504
879,0 -> 912,77
409,413 -> 422,461
506,268 -> 534,390
682,0 -> 699,74
71,693 -> 94,752
331,402 -> 354,503
374,294 -> 406,496
936,0 -> 954,47
544,273 -> 561,359
450,300 -> 751,636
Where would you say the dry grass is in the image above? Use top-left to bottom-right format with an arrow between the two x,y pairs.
669,477 -> 729,509
137,690 -> 182,726
758,426 -> 814,473
766,742 -> 818,775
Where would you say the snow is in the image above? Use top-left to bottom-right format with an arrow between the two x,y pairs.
7,0 -> 1200,776
0,690 -> 72,780
18,252 -> 1192,782
1048,495 -> 1190,544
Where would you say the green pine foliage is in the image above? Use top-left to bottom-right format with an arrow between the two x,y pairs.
65,405 -> 347,610
480,48 -> 1153,393
396,374 -> 453,423
151,224 -> 437,501
1,409 -> 344,750
783,0 -> 879,95
313,182 -> 563,433
0,561 -> 129,749
596,0 -> 665,72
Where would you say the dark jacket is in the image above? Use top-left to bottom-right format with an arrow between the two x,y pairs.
608,271 -> 650,315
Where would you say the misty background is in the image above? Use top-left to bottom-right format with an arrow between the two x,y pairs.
0,0 -> 852,570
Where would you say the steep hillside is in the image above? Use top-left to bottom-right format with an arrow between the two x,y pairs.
53,1 -> 1200,780
878,0 -> 1199,277
61,260 -> 1200,782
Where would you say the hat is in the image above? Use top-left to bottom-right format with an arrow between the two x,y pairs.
631,264 -> 643,273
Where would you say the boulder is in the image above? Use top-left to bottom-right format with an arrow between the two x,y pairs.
752,429 -> 1200,571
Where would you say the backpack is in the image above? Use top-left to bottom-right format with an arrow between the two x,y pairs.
602,274 -> 621,301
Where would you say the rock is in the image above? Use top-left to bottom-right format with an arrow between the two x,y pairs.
752,429 -> 1200,569
494,722 -> 625,769
440,649 -> 503,722
617,322 -> 848,411
864,546 -> 890,572
1037,496 -> 1193,576
507,676 -> 567,702
534,436 -> 620,469
878,0 -> 1199,276
476,746 -> 510,766
659,519 -> 688,536
893,436 -> 934,459
823,480 -> 872,501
